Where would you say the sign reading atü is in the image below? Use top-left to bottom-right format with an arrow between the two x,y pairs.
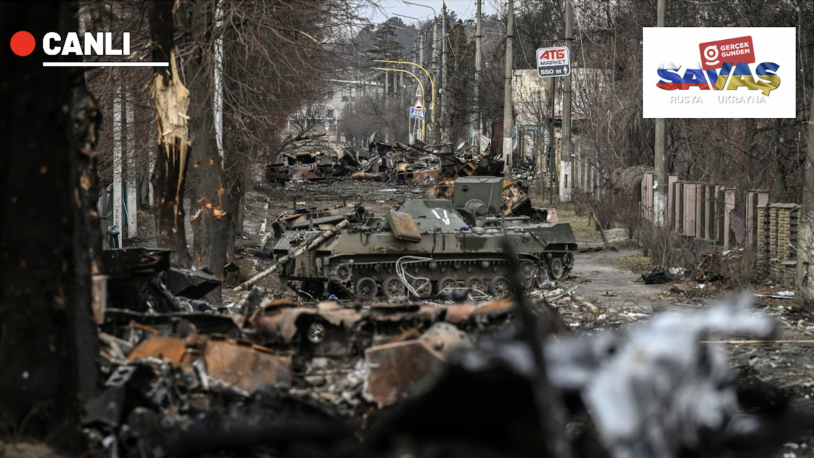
536,46 -> 570,78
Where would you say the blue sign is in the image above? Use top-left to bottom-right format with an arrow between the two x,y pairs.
410,107 -> 425,119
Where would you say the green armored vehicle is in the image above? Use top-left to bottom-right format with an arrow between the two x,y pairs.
273,177 -> 578,300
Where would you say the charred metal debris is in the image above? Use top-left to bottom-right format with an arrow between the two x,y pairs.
266,137 -> 507,185
83,245 -> 814,458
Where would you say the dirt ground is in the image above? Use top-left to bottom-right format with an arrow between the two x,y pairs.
126,168 -> 814,456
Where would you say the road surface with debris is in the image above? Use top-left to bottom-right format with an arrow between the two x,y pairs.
112,166 -> 814,458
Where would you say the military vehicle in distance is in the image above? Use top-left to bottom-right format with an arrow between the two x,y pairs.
273,177 -> 577,300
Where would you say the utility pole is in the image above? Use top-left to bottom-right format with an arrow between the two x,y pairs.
441,3 -> 448,146
126,85 -> 137,238
111,5 -> 123,247
113,80 -> 123,247
654,0 -> 668,226
474,0 -> 483,156
419,29 -> 424,68
502,0 -> 514,178
387,26 -> 391,98
432,18 -> 439,144
797,85 -> 814,302
412,41 -> 418,142
548,76 -> 556,205
561,0 -> 573,200
403,2 -> 438,144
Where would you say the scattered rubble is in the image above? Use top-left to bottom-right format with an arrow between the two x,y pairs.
83,238 -> 814,458
268,136 -> 512,187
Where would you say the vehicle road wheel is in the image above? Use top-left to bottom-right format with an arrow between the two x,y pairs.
465,276 -> 487,294
411,278 -> 433,298
548,257 -> 565,280
382,276 -> 406,299
356,277 -> 378,300
563,252 -> 574,268
436,276 -> 459,294
489,276 -> 512,298
301,281 -> 324,300
327,282 -> 350,299
519,260 -> 538,288
332,265 -> 352,283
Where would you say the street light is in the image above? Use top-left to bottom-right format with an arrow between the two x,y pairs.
403,1 -> 435,17
375,67 -> 426,141
403,1 -> 442,145
393,12 -> 431,65
374,59 -> 435,140
401,1 -> 437,69
393,12 -> 425,25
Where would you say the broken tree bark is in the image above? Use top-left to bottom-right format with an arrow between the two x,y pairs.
234,219 -> 350,291
185,0 -> 232,300
0,1 -> 100,451
797,80 -> 814,304
149,0 -> 193,266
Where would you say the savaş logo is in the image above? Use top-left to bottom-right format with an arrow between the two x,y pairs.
656,35 -> 780,96
643,28 -> 795,119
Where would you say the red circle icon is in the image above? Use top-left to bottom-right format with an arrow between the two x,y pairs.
10,31 -> 35,56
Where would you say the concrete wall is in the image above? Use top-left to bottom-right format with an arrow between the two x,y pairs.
757,203 -> 800,285
641,175 -> 773,256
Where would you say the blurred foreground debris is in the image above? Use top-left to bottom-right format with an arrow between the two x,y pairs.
85,246 -> 812,458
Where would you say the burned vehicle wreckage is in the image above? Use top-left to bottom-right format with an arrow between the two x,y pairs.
272,177 -> 578,300
75,143 -> 811,458
84,243 -> 814,458
266,136 -> 505,184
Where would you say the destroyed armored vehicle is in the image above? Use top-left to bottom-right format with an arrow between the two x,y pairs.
265,151 -> 340,183
273,177 -> 577,300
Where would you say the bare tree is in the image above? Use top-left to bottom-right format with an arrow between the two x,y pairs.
0,1 -> 100,451
148,0 -> 194,265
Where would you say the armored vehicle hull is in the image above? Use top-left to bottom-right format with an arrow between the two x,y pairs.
273,177 -> 577,300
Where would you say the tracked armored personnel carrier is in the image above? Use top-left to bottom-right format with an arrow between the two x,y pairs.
273,177 -> 577,300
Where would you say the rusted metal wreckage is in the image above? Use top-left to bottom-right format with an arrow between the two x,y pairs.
83,139 -> 809,456
267,137 -> 506,185
92,245 -> 519,387
89,247 -> 526,449
86,247 -> 810,458
269,198 -> 368,237
265,134 -> 369,183
266,149 -> 355,183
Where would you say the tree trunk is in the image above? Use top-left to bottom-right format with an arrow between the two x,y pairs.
185,0 -> 232,300
149,0 -> 193,266
770,158 -> 787,202
224,119 -> 247,272
798,81 -> 814,304
0,1 -> 100,452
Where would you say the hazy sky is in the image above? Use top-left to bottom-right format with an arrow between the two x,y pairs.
371,0 -> 500,24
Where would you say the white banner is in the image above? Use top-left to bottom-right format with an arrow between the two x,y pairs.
643,27 -> 796,118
